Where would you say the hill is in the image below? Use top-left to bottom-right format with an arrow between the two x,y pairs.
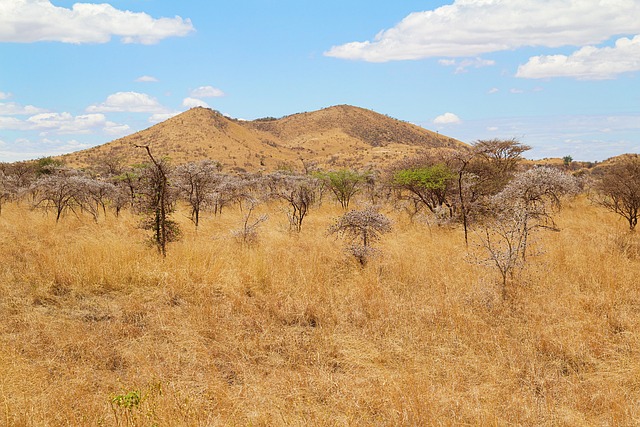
61,105 -> 467,172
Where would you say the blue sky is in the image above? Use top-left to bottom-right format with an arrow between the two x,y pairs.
1,0 -> 639,162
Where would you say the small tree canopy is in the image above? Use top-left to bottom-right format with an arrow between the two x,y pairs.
594,155 -> 640,231
315,169 -> 370,209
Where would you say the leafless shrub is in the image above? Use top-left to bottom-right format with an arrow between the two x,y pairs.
231,198 -> 268,246
328,206 -> 391,265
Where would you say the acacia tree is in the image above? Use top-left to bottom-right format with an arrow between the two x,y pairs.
174,160 -> 221,227
316,169 -> 369,209
0,170 -> 14,215
391,162 -> 456,218
268,173 -> 318,232
594,155 -> 640,231
30,173 -> 98,222
83,178 -> 117,219
328,206 -> 392,265
471,138 -> 531,196
114,167 -> 142,208
135,145 -> 180,257
443,139 -> 531,245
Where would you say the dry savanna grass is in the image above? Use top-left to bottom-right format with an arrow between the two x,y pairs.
1,195 -> 639,426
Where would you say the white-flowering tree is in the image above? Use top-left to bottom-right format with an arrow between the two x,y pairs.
30,173 -> 100,222
475,167 -> 578,299
328,206 -> 392,265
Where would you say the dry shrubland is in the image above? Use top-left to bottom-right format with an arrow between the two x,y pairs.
1,191 -> 639,426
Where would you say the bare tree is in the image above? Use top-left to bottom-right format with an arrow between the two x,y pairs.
593,155 -> 640,231
328,206 -> 392,265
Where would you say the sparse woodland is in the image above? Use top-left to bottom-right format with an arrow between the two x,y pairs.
1,143 -> 640,426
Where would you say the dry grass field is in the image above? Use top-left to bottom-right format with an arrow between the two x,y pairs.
1,195 -> 639,426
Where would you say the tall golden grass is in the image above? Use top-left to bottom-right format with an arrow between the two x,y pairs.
0,196 -> 638,426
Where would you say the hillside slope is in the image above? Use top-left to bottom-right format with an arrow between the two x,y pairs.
62,105 -> 467,172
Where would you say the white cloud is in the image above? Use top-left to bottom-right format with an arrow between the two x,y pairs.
488,88 -> 499,94
433,112 -> 461,125
0,116 -> 28,130
0,137 -> 95,162
0,111 -> 130,136
0,0 -> 194,44
517,35 -> 640,80
87,92 -> 168,113
510,88 -> 524,94
324,0 -> 640,62
0,102 -> 48,115
104,122 -> 131,135
438,57 -> 494,73
190,86 -> 225,98
0,92 -> 12,100
149,112 -> 180,123
135,75 -> 159,83
27,112 -> 113,134
182,97 -> 210,109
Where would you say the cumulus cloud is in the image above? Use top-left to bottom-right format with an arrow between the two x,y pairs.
0,102 -> 48,115
182,97 -> 210,109
87,92 -> 168,113
324,0 -> 640,62
0,0 -> 194,44
190,86 -> 225,98
517,35 -> 640,80
135,75 -> 159,83
433,112 -> 461,125
0,92 -> 12,100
